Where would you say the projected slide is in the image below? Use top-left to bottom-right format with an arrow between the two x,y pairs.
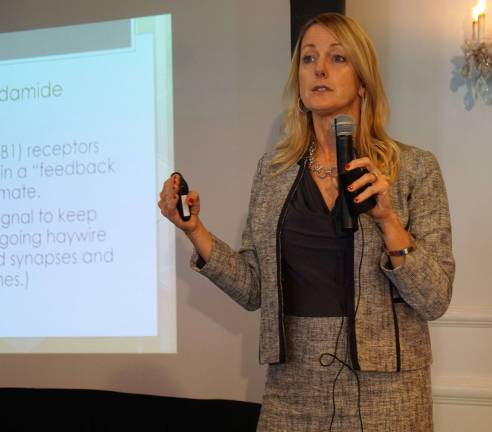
0,15 -> 175,352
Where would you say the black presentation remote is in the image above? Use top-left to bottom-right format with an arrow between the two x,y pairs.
171,172 -> 191,221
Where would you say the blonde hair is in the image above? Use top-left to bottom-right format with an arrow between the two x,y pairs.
271,13 -> 400,182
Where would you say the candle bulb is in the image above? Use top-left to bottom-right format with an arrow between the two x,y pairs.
478,13 -> 486,41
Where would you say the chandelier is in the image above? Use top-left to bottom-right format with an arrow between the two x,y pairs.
462,0 -> 492,102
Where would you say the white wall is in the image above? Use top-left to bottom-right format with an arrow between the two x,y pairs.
348,0 -> 492,430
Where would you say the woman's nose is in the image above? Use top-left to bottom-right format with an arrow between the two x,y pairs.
315,66 -> 327,78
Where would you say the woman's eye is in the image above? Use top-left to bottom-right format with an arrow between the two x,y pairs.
332,54 -> 346,63
302,55 -> 316,64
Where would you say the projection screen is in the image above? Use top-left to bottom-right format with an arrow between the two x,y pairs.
0,14 -> 176,353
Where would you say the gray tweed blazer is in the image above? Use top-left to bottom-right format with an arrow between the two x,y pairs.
191,143 -> 455,372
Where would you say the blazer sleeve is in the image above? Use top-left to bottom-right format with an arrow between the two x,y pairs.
380,149 -> 455,321
188,156 -> 265,311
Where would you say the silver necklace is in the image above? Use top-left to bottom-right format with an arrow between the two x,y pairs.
308,142 -> 338,180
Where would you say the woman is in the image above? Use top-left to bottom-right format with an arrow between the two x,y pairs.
158,13 -> 454,432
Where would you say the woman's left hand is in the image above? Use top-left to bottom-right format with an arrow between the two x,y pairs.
345,157 -> 394,223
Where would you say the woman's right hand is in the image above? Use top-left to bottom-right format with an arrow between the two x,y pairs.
158,173 -> 201,234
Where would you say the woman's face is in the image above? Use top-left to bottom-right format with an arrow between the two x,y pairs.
298,24 -> 363,119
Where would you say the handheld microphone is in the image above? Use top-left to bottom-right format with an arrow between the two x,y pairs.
333,115 -> 376,230
170,172 -> 191,221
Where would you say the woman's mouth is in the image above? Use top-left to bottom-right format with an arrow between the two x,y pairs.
312,85 -> 333,92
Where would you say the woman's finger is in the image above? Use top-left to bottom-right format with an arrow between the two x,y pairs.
158,177 -> 180,217
345,156 -> 375,172
186,191 -> 200,215
347,170 -> 380,193
353,182 -> 386,204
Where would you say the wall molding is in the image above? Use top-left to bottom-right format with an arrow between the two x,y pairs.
433,377 -> 492,407
430,305 -> 492,328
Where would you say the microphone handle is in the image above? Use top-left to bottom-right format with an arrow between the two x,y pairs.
336,135 -> 357,231
336,135 -> 377,224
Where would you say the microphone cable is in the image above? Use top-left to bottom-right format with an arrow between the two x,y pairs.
319,220 -> 365,432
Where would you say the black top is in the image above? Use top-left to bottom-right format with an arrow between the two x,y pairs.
282,168 -> 354,317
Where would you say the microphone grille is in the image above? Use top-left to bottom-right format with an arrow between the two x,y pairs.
332,115 -> 356,136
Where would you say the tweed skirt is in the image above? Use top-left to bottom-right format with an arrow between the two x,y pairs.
257,316 -> 433,432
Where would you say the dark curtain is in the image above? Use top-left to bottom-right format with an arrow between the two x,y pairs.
290,0 -> 346,53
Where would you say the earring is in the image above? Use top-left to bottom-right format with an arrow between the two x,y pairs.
298,97 -> 309,113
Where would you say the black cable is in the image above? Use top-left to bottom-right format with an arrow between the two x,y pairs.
355,220 -> 365,316
329,354 -> 346,431
319,219 -> 365,431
